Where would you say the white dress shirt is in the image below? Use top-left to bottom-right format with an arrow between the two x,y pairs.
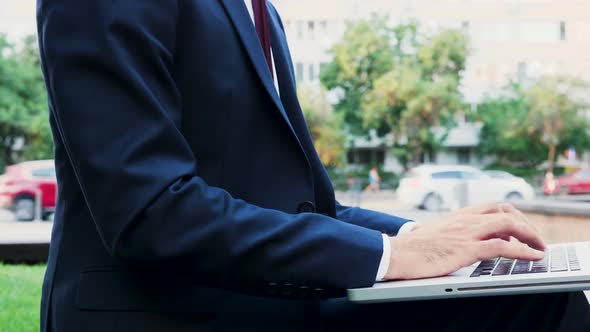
243,0 -> 415,282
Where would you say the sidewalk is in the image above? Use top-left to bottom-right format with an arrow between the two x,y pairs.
513,199 -> 590,218
0,222 -> 52,244
337,190 -> 590,218
0,222 -> 52,263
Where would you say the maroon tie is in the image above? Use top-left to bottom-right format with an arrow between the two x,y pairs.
251,0 -> 274,78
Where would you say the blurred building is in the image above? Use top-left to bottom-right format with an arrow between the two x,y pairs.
273,0 -> 590,171
3,0 -> 590,171
347,122 -> 490,173
274,0 -> 590,101
0,1 -> 37,42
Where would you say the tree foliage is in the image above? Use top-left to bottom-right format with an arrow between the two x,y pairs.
523,76 -> 590,172
321,19 -> 469,169
320,17 -> 395,136
476,84 -> 546,165
298,87 -> 346,167
476,78 -> 590,169
0,34 -> 51,170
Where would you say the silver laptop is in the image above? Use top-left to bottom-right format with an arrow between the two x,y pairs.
348,242 -> 590,303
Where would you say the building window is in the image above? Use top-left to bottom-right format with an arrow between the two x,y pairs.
461,20 -> 470,33
284,20 -> 292,34
296,63 -> 305,82
296,20 -> 304,40
308,21 -> 315,39
457,148 -> 471,164
319,20 -> 328,34
560,21 -> 567,41
309,64 -> 316,81
347,149 -> 385,166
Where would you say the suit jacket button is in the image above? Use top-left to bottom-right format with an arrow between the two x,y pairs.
268,282 -> 278,295
281,283 -> 294,296
297,201 -> 316,213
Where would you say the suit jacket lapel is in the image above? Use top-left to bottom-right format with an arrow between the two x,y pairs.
218,0 -> 301,144
268,11 -> 338,215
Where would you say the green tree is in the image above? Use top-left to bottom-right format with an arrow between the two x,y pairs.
523,76 -> 590,173
361,27 -> 468,168
321,19 -> 468,169
298,87 -> 346,167
476,78 -> 590,170
0,34 -> 51,170
320,17 -> 395,136
476,84 -> 547,166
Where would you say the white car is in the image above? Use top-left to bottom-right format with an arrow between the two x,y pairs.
397,165 -> 535,211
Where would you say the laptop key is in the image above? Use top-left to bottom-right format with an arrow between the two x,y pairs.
511,260 -> 532,275
492,259 -> 515,276
530,266 -> 549,273
472,245 -> 579,278
470,258 -> 500,277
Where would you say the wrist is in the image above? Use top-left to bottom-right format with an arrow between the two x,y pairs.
385,236 -> 405,280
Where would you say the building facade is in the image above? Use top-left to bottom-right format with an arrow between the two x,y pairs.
0,1 -> 37,42
274,0 -> 590,100
273,0 -> 590,172
3,0 -> 589,171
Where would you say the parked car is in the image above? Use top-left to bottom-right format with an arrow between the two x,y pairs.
483,170 -> 520,180
397,165 -> 535,211
0,160 -> 57,221
544,169 -> 590,196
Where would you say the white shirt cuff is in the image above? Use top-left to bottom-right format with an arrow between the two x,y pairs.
375,222 -> 416,281
375,234 -> 391,281
398,221 -> 416,235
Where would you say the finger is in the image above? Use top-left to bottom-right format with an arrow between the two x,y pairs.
478,213 -> 546,250
499,203 -> 527,221
478,239 -> 545,261
498,202 -> 518,213
498,205 -> 545,249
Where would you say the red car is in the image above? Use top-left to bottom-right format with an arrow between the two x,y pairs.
544,169 -> 590,196
0,160 -> 57,221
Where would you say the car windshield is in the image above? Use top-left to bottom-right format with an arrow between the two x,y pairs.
31,167 -> 56,178
431,171 -> 463,179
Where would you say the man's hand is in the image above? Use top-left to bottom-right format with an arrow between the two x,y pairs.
385,203 -> 546,280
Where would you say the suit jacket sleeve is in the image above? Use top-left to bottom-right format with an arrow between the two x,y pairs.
37,0 -> 384,294
336,203 -> 412,236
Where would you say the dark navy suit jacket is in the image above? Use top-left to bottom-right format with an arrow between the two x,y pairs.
37,0 -> 410,330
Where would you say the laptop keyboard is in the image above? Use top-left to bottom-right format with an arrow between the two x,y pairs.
470,245 -> 581,278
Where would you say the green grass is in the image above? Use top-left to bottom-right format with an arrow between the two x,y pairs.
0,264 -> 46,332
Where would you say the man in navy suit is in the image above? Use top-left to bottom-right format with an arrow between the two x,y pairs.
37,0 -> 589,331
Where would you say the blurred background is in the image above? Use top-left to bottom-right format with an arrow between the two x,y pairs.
1,0 -> 590,330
